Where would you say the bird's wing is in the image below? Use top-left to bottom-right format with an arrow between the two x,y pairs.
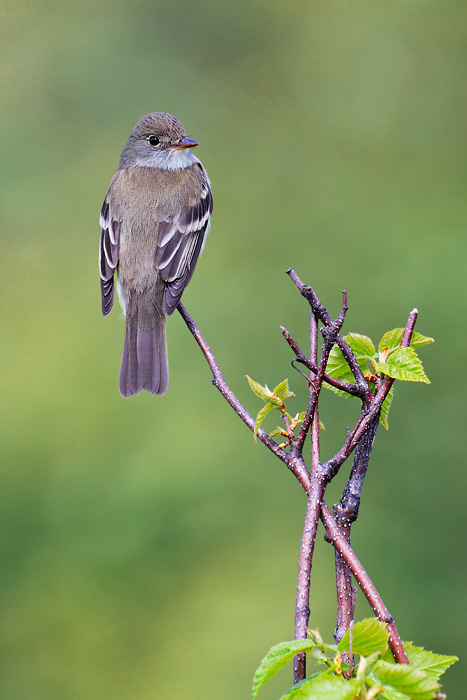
99,199 -> 121,316
155,169 -> 213,316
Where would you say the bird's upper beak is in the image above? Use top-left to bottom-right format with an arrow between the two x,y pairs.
172,137 -> 199,149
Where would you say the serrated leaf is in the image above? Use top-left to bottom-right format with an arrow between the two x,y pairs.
324,348 -> 356,398
274,378 -> 295,400
326,342 -> 374,383
404,643 -> 458,680
376,348 -> 430,383
371,660 -> 439,700
380,385 -> 394,430
378,329 -> 434,355
325,347 -> 354,380
382,642 -> 458,680
251,639 -> 323,699
254,403 -> 276,441
279,674 -> 360,700
344,333 -> 376,361
410,332 -> 435,348
246,376 -> 275,401
338,618 -> 389,656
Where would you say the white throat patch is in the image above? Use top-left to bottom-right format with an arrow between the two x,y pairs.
135,148 -> 199,172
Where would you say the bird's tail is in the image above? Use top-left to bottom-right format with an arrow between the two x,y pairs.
119,291 -> 169,398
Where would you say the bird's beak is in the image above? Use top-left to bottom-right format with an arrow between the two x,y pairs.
172,137 -> 199,149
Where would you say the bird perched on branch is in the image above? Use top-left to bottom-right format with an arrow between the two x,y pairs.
99,112 -> 213,397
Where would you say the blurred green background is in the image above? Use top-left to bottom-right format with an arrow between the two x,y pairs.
1,1 -> 465,698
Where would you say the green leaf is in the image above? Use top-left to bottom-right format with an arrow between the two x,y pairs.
355,651 -> 383,682
307,629 -> 339,656
344,333 -> 375,361
324,347 -> 356,398
268,427 -> 285,439
376,347 -> 430,383
325,347 -> 354,381
371,660 -> 439,699
338,618 -> 389,656
274,378 -> 295,400
378,329 -> 434,355
246,375 -> 282,406
251,639 -> 322,699
409,332 -> 435,348
404,643 -> 458,679
246,375 -> 273,401
380,385 -> 394,430
279,674 -> 360,700
382,642 -> 458,680
254,403 -> 275,441
326,338 -> 376,383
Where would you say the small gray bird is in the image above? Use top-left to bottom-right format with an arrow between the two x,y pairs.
99,113 -> 213,397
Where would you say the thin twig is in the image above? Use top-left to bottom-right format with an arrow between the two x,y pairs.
320,502 -> 408,664
177,302 -> 311,490
295,293 -> 348,449
326,306 -> 417,475
332,415 -> 380,653
400,309 -> 418,346
332,503 -> 356,674
309,312 -> 321,473
329,308 -> 418,652
281,326 -> 363,397
286,270 -> 370,399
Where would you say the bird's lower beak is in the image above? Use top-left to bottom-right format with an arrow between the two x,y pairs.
173,137 -> 199,149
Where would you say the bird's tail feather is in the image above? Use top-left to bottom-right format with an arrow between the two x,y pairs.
119,293 -> 168,398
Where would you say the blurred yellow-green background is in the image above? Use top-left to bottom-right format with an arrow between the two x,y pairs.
1,1 -> 465,698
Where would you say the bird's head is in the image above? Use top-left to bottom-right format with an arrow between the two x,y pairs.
120,112 -> 199,171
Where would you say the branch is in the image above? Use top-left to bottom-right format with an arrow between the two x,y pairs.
400,308 -> 418,346
177,302 -> 311,491
327,306 -> 418,477
308,311 -> 321,472
293,310 -> 323,681
281,326 -> 363,397
178,297 -> 418,672
332,502 -> 356,673
336,416 -> 380,528
294,293 -> 348,449
320,502 -> 408,664
331,416 -> 379,657
293,477 -> 325,682
286,269 -> 370,399
329,307 -> 418,651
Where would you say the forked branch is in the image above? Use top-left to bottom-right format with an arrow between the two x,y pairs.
177,277 -> 417,684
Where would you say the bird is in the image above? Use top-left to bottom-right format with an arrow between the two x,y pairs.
99,112 -> 213,398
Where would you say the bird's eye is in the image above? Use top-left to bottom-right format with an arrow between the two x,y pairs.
148,135 -> 160,146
